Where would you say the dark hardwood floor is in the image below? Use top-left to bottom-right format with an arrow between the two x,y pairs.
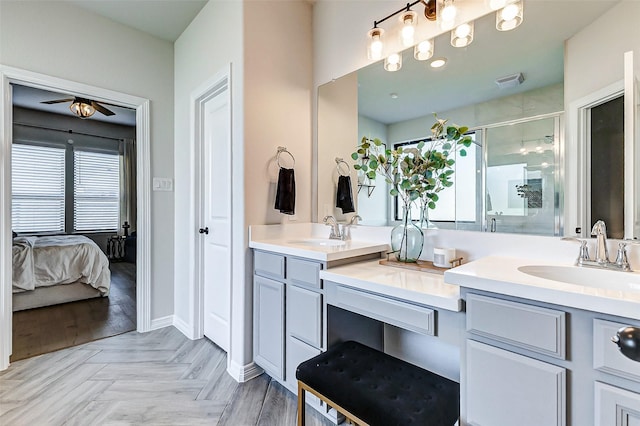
11,261 -> 136,362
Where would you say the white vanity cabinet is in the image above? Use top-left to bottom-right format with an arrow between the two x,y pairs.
252,250 -> 326,393
464,293 -> 567,426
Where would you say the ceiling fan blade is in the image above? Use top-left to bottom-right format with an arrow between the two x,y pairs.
41,98 -> 74,104
91,101 -> 115,116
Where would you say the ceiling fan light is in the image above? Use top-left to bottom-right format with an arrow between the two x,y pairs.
70,101 -> 96,119
497,0 -> 523,31
414,39 -> 434,61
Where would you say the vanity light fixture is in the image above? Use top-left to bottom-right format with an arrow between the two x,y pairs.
451,22 -> 474,47
69,100 -> 96,119
496,0 -> 523,31
414,38 -> 435,60
400,10 -> 418,47
384,52 -> 403,72
368,0 -> 523,71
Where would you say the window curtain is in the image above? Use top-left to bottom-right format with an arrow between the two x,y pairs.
120,139 -> 137,233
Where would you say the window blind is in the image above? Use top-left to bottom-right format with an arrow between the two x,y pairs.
74,150 -> 120,232
11,144 -> 66,233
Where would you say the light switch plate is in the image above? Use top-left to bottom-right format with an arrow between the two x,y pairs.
153,177 -> 173,191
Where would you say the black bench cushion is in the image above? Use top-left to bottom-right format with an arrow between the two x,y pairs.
296,340 -> 459,426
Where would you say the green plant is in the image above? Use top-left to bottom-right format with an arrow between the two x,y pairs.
352,116 -> 473,211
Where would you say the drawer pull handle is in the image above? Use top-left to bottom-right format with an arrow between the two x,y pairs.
612,326 -> 640,362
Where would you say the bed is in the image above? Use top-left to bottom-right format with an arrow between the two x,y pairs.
12,235 -> 111,311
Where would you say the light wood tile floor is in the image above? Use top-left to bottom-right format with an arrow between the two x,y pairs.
11,262 -> 137,362
0,327 -> 334,426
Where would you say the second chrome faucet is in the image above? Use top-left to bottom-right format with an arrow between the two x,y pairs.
564,220 -> 632,271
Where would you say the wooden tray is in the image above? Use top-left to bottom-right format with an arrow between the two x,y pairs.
379,257 -> 463,275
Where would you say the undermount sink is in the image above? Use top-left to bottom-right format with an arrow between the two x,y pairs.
518,265 -> 640,292
288,238 -> 347,247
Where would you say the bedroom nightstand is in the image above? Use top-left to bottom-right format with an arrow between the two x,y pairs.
107,235 -> 126,261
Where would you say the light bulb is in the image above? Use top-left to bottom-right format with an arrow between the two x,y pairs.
367,28 -> 385,60
384,53 -> 402,72
438,0 -> 458,30
496,0 -> 523,31
451,21 -> 474,47
414,39 -> 434,61
441,3 -> 456,22
400,11 -> 417,47
455,23 -> 471,38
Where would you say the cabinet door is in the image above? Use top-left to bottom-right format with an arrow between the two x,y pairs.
286,335 -> 322,404
595,382 -> 640,426
466,340 -> 566,426
254,275 -> 285,380
287,284 -> 322,348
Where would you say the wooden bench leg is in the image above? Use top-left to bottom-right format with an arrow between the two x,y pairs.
298,381 -> 306,426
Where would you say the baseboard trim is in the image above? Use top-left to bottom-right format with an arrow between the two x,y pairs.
173,315 -> 197,340
149,315 -> 174,331
228,360 -> 264,383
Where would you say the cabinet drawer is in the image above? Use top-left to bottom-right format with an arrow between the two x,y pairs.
254,251 -> 285,280
287,257 -> 322,289
594,319 -> 640,383
332,285 -> 434,336
286,335 -> 322,405
287,284 -> 322,348
467,293 -> 566,359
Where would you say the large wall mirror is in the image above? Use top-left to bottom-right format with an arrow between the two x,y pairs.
317,0 -> 639,238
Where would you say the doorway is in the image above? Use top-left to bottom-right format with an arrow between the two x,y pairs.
0,66 -> 152,370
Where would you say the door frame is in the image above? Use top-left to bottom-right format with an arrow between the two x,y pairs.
0,66 -> 152,370
566,80 -> 623,238
191,66 -> 232,346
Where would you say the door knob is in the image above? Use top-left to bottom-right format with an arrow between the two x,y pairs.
199,227 -> 209,235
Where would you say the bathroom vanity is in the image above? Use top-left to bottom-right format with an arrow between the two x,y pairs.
250,225 -> 640,426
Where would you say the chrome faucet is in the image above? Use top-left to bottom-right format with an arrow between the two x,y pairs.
563,220 -> 632,271
323,215 -> 342,240
591,220 -> 609,264
349,214 -> 362,225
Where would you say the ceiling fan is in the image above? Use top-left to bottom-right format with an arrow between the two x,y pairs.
41,96 -> 115,119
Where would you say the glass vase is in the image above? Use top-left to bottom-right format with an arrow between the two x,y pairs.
391,204 -> 424,263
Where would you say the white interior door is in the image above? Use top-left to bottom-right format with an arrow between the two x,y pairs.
201,84 -> 231,352
624,50 -> 640,239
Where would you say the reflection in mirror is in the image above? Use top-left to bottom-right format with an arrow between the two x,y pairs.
317,0 -> 630,236
485,115 -> 560,236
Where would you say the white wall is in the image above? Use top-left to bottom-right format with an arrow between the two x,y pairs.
173,0 -> 245,367
565,1 -> 640,106
174,0 -> 313,379
0,1 -> 175,320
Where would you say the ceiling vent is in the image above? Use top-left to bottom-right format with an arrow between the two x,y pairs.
495,72 -> 524,89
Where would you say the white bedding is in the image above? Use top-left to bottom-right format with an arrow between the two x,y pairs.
12,235 -> 110,295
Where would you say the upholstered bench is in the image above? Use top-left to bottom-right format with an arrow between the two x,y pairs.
296,340 -> 459,426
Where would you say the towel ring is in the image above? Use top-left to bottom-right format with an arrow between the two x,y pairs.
277,146 -> 295,168
335,157 -> 350,177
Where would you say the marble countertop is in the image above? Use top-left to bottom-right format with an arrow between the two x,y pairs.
249,235 -> 389,262
445,256 -> 640,320
320,260 -> 462,312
